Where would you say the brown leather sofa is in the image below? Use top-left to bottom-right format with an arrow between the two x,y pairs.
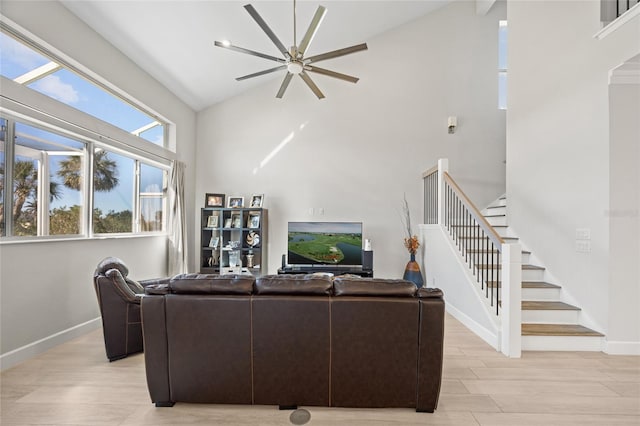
141,273 -> 445,412
93,257 -> 169,361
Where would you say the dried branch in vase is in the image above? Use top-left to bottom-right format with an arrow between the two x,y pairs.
401,194 -> 420,254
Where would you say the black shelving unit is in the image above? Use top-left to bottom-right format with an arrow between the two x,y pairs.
200,207 -> 267,276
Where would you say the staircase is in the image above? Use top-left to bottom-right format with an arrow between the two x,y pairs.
482,196 -> 604,351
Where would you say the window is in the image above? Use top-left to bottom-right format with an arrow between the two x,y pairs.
0,30 -> 165,146
92,149 -> 133,234
498,20 -> 507,110
0,115 -> 168,238
139,163 -> 164,232
90,149 -> 167,235
5,121 -> 87,237
0,24 -> 171,240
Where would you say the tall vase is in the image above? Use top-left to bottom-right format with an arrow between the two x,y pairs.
403,252 -> 424,288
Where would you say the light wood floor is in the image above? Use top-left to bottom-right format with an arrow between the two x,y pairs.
2,314 -> 639,425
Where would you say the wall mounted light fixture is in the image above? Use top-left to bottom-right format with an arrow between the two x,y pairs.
448,116 -> 457,134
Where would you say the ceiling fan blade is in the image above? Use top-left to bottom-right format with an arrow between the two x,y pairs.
236,65 -> 287,81
244,4 -> 291,60
305,65 -> 359,83
299,71 -> 325,99
297,5 -> 327,56
276,73 -> 294,98
214,41 -> 286,63
305,43 -> 368,65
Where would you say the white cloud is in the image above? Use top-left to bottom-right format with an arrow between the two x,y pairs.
0,33 -> 46,70
32,75 -> 80,104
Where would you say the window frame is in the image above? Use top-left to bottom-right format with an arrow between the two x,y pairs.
498,20 -> 508,110
0,21 -> 174,243
0,19 -> 169,148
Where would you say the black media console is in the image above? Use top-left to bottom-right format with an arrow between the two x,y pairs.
277,266 -> 373,277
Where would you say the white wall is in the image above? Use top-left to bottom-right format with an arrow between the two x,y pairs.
506,0 -> 640,348
421,224 -> 500,348
608,60 -> 640,353
196,0 -> 507,277
0,1 -> 197,365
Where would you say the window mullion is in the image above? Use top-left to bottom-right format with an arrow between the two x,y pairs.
38,151 -> 49,236
86,144 -> 95,237
134,160 -> 141,233
3,118 -> 15,237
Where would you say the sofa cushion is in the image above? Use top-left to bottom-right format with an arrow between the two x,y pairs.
333,277 -> 417,297
255,274 -> 333,295
96,256 -> 129,277
169,274 -> 255,295
144,284 -> 171,295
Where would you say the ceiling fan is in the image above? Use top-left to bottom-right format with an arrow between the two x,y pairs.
214,0 -> 368,99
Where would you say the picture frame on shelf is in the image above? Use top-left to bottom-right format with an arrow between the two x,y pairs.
208,236 -> 219,249
231,212 -> 242,228
207,214 -> 219,228
205,193 -> 225,208
224,218 -> 232,228
250,194 -> 264,208
227,196 -> 244,208
247,212 -> 260,228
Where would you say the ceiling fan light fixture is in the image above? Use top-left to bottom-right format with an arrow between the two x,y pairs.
215,1 -> 368,99
287,61 -> 304,75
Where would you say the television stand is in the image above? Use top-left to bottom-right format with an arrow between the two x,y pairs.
278,265 -> 373,277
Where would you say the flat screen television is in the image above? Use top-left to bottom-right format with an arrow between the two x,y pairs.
287,221 -> 363,266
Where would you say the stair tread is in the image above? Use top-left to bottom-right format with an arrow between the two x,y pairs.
477,264 -> 544,270
522,323 -> 603,337
487,281 -> 560,289
522,301 -> 580,310
523,281 -> 561,288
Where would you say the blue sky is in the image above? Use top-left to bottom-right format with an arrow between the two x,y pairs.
289,221 -> 362,234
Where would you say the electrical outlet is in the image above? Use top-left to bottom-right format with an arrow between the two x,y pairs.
308,207 -> 314,216
318,208 -> 324,216
576,240 -> 591,253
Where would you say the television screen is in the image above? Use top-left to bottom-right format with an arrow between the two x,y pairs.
287,222 -> 363,266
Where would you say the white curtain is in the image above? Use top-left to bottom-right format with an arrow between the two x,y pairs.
168,160 -> 188,275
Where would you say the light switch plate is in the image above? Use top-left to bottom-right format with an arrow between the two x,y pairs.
575,228 -> 591,240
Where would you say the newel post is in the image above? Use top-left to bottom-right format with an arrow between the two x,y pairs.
501,243 -> 522,358
437,158 -> 449,226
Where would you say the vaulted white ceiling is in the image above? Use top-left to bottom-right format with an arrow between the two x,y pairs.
61,1 -> 453,111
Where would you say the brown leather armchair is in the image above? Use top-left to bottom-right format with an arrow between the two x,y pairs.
93,257 -> 169,361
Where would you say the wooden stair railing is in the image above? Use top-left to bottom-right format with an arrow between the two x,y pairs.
423,159 -> 521,357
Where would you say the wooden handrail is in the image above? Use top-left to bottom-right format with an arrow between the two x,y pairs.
443,172 -> 504,249
422,165 -> 438,179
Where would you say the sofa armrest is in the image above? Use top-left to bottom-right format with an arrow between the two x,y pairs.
141,295 -> 172,406
416,295 -> 445,412
106,269 -> 142,304
417,287 -> 444,299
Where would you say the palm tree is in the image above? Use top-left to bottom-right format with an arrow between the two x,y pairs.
4,160 -> 62,235
2,149 -> 118,235
57,150 -> 119,191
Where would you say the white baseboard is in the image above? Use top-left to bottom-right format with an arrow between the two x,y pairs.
605,340 -> 640,355
0,318 -> 101,371
445,303 -> 500,351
